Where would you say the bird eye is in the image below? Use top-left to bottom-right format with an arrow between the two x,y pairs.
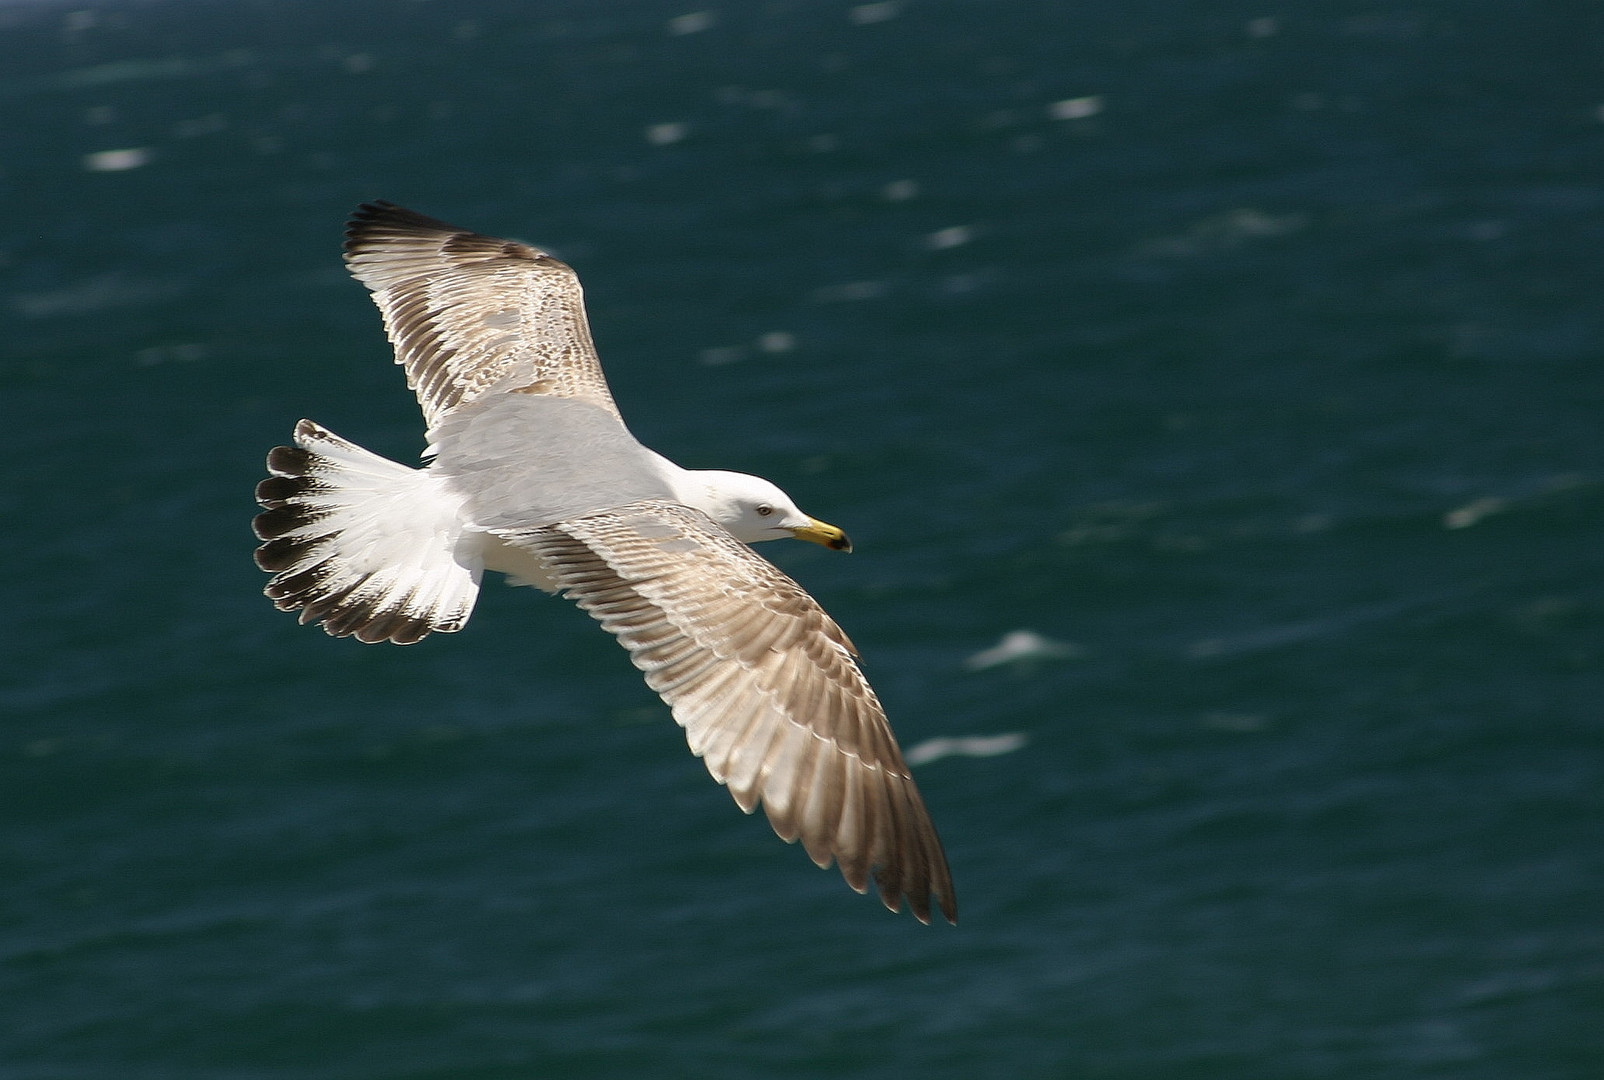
756,504 -> 774,517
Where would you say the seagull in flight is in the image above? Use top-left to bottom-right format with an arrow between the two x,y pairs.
253,202 -> 956,923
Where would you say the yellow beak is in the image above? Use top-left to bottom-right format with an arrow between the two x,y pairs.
789,517 -> 853,552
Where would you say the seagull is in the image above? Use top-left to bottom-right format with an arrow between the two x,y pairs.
253,202 -> 956,923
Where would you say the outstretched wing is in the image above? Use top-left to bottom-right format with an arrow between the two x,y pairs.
496,500 -> 957,924
343,201 -> 621,432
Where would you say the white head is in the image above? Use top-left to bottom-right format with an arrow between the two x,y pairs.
682,470 -> 852,550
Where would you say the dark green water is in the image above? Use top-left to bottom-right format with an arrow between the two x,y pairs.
4,1 -> 1603,1076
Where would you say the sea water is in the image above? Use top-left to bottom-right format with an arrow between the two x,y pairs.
3,2 -> 1602,1076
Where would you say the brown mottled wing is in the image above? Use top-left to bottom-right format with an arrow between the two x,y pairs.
497,501 -> 957,924
343,201 -> 621,430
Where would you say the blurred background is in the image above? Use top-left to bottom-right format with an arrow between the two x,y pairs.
3,1 -> 1602,1076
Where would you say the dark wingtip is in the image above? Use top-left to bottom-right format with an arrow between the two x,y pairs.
344,200 -> 467,254
904,892 -> 957,927
871,870 -> 956,927
344,199 -> 399,248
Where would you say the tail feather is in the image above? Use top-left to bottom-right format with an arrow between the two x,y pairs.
253,420 -> 481,645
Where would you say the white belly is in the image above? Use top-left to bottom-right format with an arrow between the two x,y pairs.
475,533 -> 562,593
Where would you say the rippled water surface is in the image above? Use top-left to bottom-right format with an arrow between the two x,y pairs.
4,2 -> 1602,1076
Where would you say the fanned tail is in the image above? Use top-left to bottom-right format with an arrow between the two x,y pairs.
253,420 -> 481,644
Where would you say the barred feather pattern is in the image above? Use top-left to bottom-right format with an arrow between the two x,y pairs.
496,500 -> 957,924
343,201 -> 620,431
253,420 -> 481,645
